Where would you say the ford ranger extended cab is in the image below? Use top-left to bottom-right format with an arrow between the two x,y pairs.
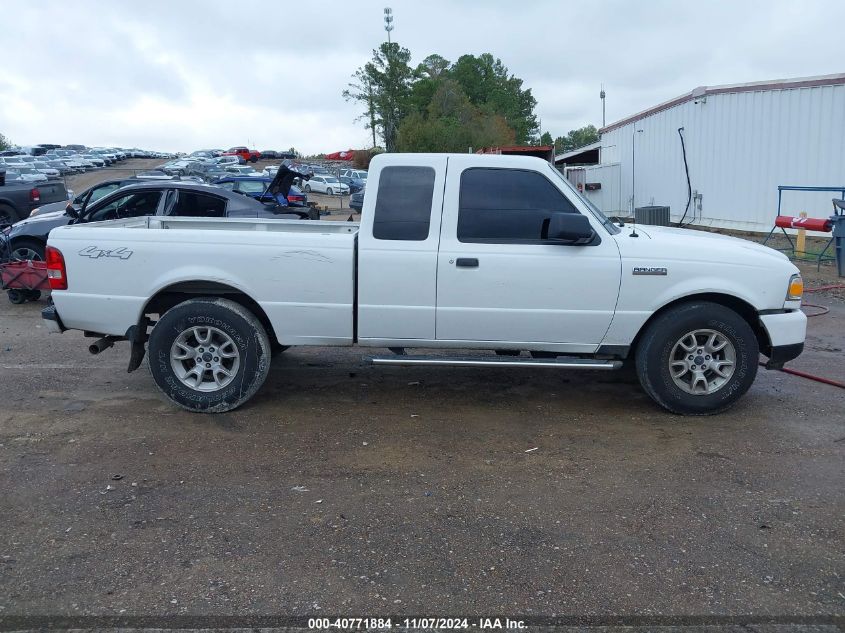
41,153 -> 807,415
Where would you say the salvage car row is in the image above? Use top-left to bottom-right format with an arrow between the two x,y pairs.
1,167 -> 319,261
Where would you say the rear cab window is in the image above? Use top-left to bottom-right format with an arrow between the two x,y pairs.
373,166 -> 435,241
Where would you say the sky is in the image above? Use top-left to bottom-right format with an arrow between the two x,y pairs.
2,0 -> 844,155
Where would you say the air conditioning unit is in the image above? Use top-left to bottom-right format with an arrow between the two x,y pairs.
635,205 -> 670,226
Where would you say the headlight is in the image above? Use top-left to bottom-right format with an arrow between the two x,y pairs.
786,274 -> 804,301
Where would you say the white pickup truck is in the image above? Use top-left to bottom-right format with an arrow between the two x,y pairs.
41,153 -> 806,415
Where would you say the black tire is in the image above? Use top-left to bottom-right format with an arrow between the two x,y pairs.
250,156 -> 258,163
148,297 -> 271,413
307,208 -> 320,221
10,238 -> 46,262
304,184 -> 311,193
326,188 -> 333,196
7,290 -> 26,305
635,301 -> 758,415
0,203 -> 17,227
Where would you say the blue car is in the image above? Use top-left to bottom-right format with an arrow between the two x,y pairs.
213,174 -> 309,208
339,175 -> 365,193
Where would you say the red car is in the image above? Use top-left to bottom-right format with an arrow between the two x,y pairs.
223,147 -> 261,163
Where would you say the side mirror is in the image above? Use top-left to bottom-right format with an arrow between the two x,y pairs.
65,203 -> 80,219
544,213 -> 594,243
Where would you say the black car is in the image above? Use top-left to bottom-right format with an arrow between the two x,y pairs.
260,150 -> 279,159
3,177 -> 313,262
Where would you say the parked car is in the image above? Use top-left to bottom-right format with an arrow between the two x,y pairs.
339,175 -> 365,193
340,169 -> 368,181
6,178 -> 313,261
80,154 -> 106,167
214,155 -> 242,167
41,153 -> 807,415
304,175 -> 349,195
0,170 -> 68,225
260,150 -> 279,159
223,165 -> 259,177
43,159 -> 75,175
30,161 -> 61,179
349,188 -> 364,212
223,147 -> 261,163
5,167 -> 47,183
213,171 -> 311,210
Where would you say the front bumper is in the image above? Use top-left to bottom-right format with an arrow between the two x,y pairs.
41,303 -> 66,333
759,309 -> 806,367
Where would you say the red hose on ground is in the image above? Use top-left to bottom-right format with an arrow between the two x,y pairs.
760,284 -> 845,389
804,284 -> 845,292
761,361 -> 845,389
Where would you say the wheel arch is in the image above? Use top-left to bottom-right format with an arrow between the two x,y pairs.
630,292 -> 769,358
140,280 -> 278,346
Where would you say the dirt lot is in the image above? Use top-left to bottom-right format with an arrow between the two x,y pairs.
0,258 -> 842,623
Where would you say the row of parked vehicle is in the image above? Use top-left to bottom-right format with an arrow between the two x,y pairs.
159,153 -> 370,199
0,146 -> 176,183
1,166 -> 320,263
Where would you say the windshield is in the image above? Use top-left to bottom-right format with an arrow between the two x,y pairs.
546,164 -> 619,234
235,181 -> 269,193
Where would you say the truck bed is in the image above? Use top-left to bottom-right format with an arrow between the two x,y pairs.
48,216 -> 360,345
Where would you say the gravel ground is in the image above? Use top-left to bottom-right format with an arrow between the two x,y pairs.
0,286 -> 842,625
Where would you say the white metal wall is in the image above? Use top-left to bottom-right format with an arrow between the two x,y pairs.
600,83 -> 845,232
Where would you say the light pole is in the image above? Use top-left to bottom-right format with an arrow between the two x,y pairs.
384,7 -> 393,43
632,127 -> 643,213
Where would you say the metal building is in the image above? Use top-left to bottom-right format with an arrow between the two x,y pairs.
575,73 -> 845,232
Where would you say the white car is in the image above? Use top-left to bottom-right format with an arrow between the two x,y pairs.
80,154 -> 106,167
340,169 -> 367,181
30,161 -> 61,179
5,167 -> 48,183
304,175 -> 349,195
214,155 -> 241,167
43,153 -> 806,415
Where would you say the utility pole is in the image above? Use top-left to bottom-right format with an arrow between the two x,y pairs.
600,84 -> 606,128
632,128 -> 643,213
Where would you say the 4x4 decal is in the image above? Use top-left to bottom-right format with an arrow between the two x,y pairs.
79,246 -> 134,260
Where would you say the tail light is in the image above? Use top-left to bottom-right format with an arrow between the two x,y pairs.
46,246 -> 68,290
30,188 -> 41,203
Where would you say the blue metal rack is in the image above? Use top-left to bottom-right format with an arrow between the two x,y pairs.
762,185 -> 845,270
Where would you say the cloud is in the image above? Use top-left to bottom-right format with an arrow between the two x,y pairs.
2,0 -> 843,153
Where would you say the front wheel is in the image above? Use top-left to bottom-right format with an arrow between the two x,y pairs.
148,297 -> 271,412
326,188 -> 333,196
635,301 -> 758,415
304,184 -> 311,193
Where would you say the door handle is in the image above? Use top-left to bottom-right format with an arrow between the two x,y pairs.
455,258 -> 479,268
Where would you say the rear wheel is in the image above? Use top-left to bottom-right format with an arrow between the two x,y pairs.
0,204 -> 16,227
326,188 -> 333,196
304,184 -> 311,193
148,298 -> 271,412
10,239 -> 45,262
635,301 -> 758,415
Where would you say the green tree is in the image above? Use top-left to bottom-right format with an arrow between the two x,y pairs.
554,125 -> 599,153
0,132 -> 10,152
396,80 -> 514,153
450,53 -> 538,144
343,42 -> 414,152
539,132 -> 553,146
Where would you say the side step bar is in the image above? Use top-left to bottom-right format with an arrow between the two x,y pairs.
370,355 -> 622,370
